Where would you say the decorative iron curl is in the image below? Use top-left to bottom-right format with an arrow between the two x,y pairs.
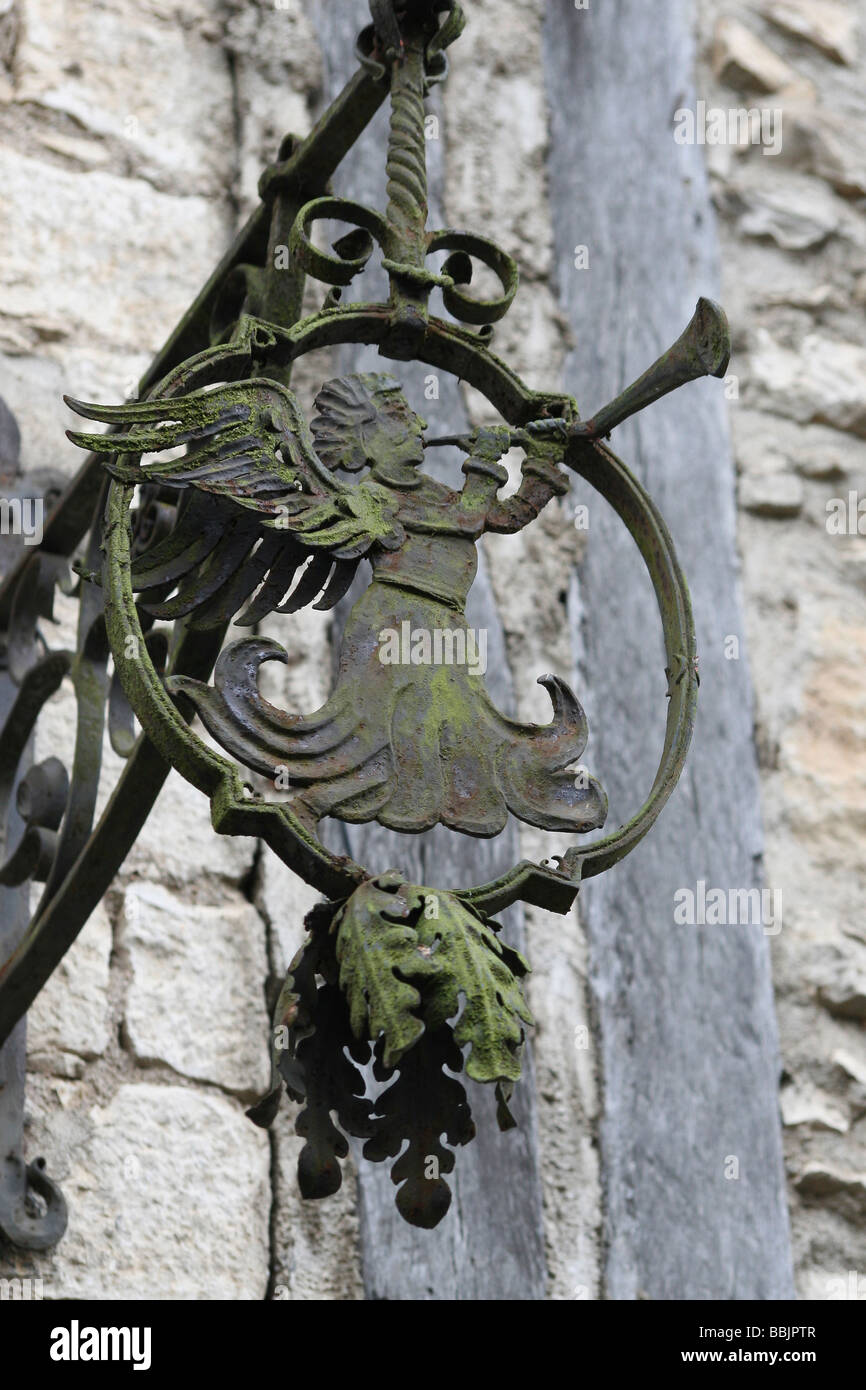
427,229 -> 519,325
357,2 -> 465,87
289,196 -> 384,287
288,196 -> 519,328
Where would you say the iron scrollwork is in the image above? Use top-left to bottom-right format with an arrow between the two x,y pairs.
0,0 -> 729,1233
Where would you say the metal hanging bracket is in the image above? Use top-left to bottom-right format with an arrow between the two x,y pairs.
0,0 -> 729,1233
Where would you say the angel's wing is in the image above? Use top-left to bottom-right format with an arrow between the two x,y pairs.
64,378 -> 405,629
64,378 -> 406,560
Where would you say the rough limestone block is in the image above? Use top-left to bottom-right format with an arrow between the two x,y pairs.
27,900 -> 112,1072
730,412 -> 863,483
712,17 -> 799,91
14,0 -> 234,195
224,0 -> 321,216
6,1082 -> 271,1300
0,353 -> 84,477
749,330 -> 866,437
782,105 -> 866,200
733,177 -> 839,250
0,149 -> 230,355
795,1164 -> 866,1220
739,472 -> 804,517
100,759 -> 256,888
814,944 -> 866,1021
780,1078 -> 849,1133
119,880 -> 270,1097
797,1265 -> 866,1301
782,618 -> 866,869
833,1049 -> 866,1109
762,0 -> 858,67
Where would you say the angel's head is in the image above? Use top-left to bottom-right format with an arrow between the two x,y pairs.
311,373 -> 426,479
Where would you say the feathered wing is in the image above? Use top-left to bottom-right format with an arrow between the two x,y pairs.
64,378 -> 405,629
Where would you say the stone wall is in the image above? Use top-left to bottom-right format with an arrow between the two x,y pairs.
0,0 -> 862,1299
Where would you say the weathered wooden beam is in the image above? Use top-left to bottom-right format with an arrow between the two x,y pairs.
544,0 -> 794,1298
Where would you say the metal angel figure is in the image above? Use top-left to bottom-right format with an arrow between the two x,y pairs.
66,373 -> 607,841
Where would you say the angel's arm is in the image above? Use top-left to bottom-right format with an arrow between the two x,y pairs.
485,453 -> 570,534
456,426 -> 570,534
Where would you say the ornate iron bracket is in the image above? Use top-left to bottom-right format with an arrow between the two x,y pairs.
0,442 -> 69,1252
0,0 -> 730,1233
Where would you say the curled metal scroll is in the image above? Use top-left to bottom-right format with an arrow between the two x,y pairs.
289,197 -> 519,327
0,1154 -> 68,1252
426,229 -> 519,324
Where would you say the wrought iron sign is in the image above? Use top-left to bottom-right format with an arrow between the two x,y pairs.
0,0 -> 729,1239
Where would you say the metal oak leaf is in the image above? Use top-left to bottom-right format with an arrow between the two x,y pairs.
246,921 -> 322,1129
290,984 -> 375,1202
413,893 -> 533,1085
363,1026 -> 476,1229
246,875 -> 532,1225
334,874 -> 441,1071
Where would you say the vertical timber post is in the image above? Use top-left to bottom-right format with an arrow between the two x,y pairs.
544,0 -> 794,1298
